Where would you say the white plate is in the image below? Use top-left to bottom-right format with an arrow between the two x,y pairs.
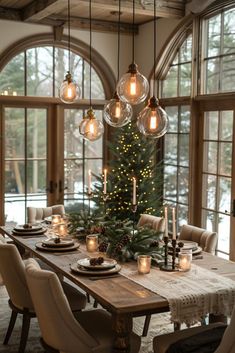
14,225 -> 44,232
42,239 -> 74,248
71,263 -> 121,276
77,258 -> 117,271
35,242 -> 79,252
12,229 -> 47,236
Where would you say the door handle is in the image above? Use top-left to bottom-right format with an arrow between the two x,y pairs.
59,180 -> 68,193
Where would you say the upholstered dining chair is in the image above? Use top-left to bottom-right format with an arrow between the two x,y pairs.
153,305 -> 235,353
137,214 -> 165,233
25,258 -> 141,353
179,224 -> 218,255
0,240 -> 87,353
27,204 -> 65,224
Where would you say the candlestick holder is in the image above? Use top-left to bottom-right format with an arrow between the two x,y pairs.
131,203 -> 137,236
87,191 -> 93,216
160,238 -> 178,272
103,193 -> 109,215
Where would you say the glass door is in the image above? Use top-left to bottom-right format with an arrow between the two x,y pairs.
4,107 -> 47,224
201,109 -> 234,259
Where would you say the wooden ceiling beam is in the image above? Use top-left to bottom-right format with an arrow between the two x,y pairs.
22,0 -> 66,22
0,6 -> 21,21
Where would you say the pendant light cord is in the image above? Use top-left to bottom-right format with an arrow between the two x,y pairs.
89,0 -> 92,106
68,0 -> 71,73
153,0 -> 156,94
117,0 -> 121,82
132,0 -> 135,63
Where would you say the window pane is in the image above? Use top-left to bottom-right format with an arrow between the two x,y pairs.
27,160 -> 46,193
164,165 -> 177,201
164,134 -> 177,165
179,35 -> 192,62
178,167 -> 188,204
207,14 -> 221,57
85,160 -> 102,191
219,142 -> 232,176
84,62 -> 105,99
27,47 -> 53,96
179,106 -> 190,133
223,8 -> 235,54
0,53 -> 24,96
179,63 -> 191,96
203,141 -> 218,173
221,55 -> 235,92
218,177 -> 231,213
204,111 -> 218,140
178,204 -> 188,227
85,110 -> 103,158
162,66 -> 178,98
27,109 -> 47,158
202,174 -> 216,209
202,209 -> 216,232
64,159 -> 83,195
165,106 -> 178,132
179,135 -> 189,167
5,108 -> 25,158
220,111 -> 233,141
217,214 -> 230,254
64,110 -> 83,159
206,58 -> 220,94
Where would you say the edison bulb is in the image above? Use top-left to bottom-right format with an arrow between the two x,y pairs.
59,71 -> 80,104
137,96 -> 168,139
79,108 -> 104,141
117,63 -> 149,105
103,92 -> 132,127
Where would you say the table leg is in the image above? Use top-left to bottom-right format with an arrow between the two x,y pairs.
112,313 -> 133,353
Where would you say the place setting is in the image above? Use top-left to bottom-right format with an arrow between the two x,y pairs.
12,224 -> 47,237
70,256 -> 121,276
35,237 -> 80,252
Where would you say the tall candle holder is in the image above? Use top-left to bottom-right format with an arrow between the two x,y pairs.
160,238 -> 178,272
131,203 -> 137,236
103,193 -> 109,215
87,191 -> 93,217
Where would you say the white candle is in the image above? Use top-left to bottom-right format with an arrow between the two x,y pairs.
164,206 -> 168,238
104,169 -> 107,195
132,177 -> 136,205
138,255 -> 151,274
172,207 -> 176,240
86,235 -> 98,252
88,169 -> 91,194
57,223 -> 67,237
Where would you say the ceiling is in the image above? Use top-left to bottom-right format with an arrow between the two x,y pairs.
0,0 -> 215,34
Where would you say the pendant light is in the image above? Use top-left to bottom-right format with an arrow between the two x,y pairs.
79,0 -> 104,141
116,0 -> 149,105
137,0 -> 168,139
103,0 -> 132,127
59,0 -> 80,103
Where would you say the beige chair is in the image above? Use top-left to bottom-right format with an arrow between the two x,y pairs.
25,258 -> 141,353
137,214 -> 165,233
0,241 -> 86,353
27,204 -> 65,224
153,306 -> 235,353
179,224 -> 218,255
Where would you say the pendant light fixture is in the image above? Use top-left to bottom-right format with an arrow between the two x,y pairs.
79,0 -> 104,141
103,0 -> 132,127
116,0 -> 149,105
59,0 -> 80,103
137,0 -> 168,139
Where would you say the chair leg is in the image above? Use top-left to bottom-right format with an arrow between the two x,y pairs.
142,315 -> 151,337
86,293 -> 90,303
18,313 -> 31,353
174,322 -> 181,331
3,310 -> 18,344
93,299 -> 98,308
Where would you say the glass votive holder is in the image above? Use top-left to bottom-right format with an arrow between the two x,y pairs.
179,249 -> 192,272
52,214 -> 62,225
57,223 -> 67,237
86,234 -> 98,252
137,255 -> 151,274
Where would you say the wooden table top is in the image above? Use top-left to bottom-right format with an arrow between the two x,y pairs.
2,225 -> 235,317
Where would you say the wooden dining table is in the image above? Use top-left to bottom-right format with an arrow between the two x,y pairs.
2,225 -> 235,353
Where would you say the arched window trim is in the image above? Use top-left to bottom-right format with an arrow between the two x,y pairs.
0,33 -> 116,100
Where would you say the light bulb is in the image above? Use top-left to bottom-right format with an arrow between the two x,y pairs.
103,92 -> 132,127
79,107 -> 104,141
137,96 -> 169,139
117,63 -> 149,105
59,71 -> 80,104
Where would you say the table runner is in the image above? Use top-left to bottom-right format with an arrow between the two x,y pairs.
120,263 -> 235,325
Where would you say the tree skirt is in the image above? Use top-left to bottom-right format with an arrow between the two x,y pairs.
0,285 -> 174,353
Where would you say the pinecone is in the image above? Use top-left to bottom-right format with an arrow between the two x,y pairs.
97,257 -> 104,265
178,241 -> 184,248
121,234 -> 131,245
98,241 -> 108,252
150,240 -> 159,248
89,257 -> 104,266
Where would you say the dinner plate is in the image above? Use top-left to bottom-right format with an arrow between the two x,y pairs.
12,229 -> 47,236
14,225 -> 44,232
42,239 -> 74,248
77,258 -> 117,271
168,240 -> 198,251
35,242 -> 80,252
70,263 -> 121,276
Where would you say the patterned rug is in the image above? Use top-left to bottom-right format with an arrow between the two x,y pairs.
0,284 -> 174,353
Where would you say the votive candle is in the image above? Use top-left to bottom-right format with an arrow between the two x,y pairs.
86,235 -> 98,252
164,206 -> 168,238
104,169 -> 107,195
132,177 -> 136,205
138,255 -> 151,274
179,249 -> 192,271
57,223 -> 67,237
172,207 -> 176,240
52,214 -> 62,225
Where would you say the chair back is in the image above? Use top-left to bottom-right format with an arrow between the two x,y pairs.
179,224 -> 217,254
27,204 -> 65,223
0,242 -> 34,310
137,214 -> 165,233
214,306 -> 235,353
25,259 -> 97,353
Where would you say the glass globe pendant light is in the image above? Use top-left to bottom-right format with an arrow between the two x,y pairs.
116,0 -> 149,105
137,0 -> 168,139
79,0 -> 104,141
103,0 -> 132,127
59,0 -> 80,104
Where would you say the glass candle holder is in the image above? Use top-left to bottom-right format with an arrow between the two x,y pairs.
57,223 -> 67,237
51,214 -> 62,225
137,255 -> 151,274
179,249 -> 192,272
86,235 -> 98,252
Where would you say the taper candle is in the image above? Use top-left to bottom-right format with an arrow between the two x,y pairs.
104,169 -> 107,195
172,207 -> 176,240
164,206 -> 168,238
132,177 -> 136,205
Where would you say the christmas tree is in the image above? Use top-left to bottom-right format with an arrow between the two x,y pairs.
94,120 -> 163,220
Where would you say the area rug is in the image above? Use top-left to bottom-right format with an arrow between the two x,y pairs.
0,284 -> 174,353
